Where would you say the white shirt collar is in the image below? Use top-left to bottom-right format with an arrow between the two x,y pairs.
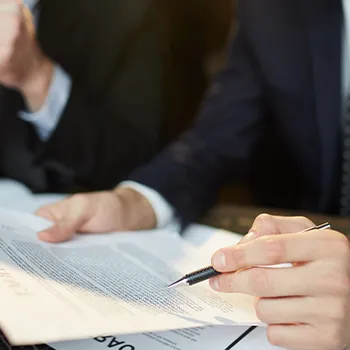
23,0 -> 38,10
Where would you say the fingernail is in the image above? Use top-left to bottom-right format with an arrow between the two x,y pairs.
209,278 -> 220,291
212,251 -> 226,269
37,225 -> 61,242
239,231 -> 256,244
37,231 -> 51,242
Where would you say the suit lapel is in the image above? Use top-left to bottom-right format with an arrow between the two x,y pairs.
299,0 -> 343,210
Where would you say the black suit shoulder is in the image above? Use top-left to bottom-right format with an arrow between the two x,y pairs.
128,0 -> 326,226
30,0 -> 169,192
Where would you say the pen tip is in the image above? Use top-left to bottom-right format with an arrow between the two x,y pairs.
167,277 -> 188,289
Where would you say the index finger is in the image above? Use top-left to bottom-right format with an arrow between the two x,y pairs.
211,229 -> 345,272
240,214 -> 315,243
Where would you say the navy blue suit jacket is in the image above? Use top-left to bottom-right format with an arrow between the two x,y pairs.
129,0 -> 344,226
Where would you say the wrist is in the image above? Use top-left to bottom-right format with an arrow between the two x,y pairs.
113,187 -> 157,231
19,47 -> 54,112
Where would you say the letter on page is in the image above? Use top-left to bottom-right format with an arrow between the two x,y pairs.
51,326 -> 261,350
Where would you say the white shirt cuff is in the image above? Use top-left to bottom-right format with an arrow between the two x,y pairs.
19,63 -> 72,141
119,181 -> 179,230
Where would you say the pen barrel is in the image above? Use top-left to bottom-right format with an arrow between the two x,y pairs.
186,266 -> 221,286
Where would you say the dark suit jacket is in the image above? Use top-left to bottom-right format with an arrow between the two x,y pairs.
0,0 -> 168,193
129,0 -> 344,227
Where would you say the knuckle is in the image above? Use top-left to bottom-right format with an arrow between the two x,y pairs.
261,236 -> 285,265
249,268 -> 272,296
225,274 -> 236,291
218,273 -> 235,292
255,213 -> 274,226
334,233 -> 350,257
70,194 -> 88,207
256,213 -> 273,221
322,326 -> 344,350
318,264 -> 350,296
295,215 -> 314,227
332,276 -> 350,297
328,299 -> 347,323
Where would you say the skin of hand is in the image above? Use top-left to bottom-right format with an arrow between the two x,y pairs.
210,214 -> 350,350
35,187 -> 157,243
0,0 -> 53,111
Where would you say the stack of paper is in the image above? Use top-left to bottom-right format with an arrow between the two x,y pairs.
0,179 -> 282,350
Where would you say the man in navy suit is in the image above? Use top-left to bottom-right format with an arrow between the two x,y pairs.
36,1 -> 350,349
42,0 -> 348,227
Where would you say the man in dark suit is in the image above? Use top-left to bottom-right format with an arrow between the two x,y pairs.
37,0 -> 349,235
35,2 -> 350,348
0,0 -> 169,193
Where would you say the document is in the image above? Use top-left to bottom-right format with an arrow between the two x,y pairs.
0,209 -> 261,346
50,325 -> 283,350
50,226 -> 285,350
51,325 -> 260,350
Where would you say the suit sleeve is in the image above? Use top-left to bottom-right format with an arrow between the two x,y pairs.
35,4 -> 166,191
128,14 -> 265,228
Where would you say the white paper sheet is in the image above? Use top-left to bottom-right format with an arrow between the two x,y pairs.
0,209 -> 261,346
51,325 -> 260,350
49,224 -> 284,350
0,178 -> 66,213
0,180 -> 283,350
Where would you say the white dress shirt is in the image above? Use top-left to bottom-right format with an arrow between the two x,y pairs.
121,0 -> 350,229
19,0 -> 71,141
343,0 -> 350,109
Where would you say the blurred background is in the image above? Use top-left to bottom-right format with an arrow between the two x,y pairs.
0,0 -> 244,203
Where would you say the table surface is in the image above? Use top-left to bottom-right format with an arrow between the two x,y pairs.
200,204 -> 350,236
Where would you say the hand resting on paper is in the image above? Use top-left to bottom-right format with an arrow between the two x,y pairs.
210,214 -> 350,350
35,188 -> 156,242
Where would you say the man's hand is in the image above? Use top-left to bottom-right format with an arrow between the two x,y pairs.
35,188 -> 157,243
239,213 -> 315,243
0,0 -> 53,111
210,214 -> 350,350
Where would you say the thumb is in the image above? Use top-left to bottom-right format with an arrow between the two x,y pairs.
239,213 -> 315,244
35,197 -> 89,243
37,219 -> 83,243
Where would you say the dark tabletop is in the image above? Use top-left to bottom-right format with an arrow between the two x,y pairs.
0,330 -> 53,350
200,204 -> 350,236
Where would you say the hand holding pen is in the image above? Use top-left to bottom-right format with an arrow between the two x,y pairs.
177,214 -> 350,350
168,221 -> 331,289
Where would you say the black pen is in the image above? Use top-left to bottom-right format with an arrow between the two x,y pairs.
167,222 -> 331,289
